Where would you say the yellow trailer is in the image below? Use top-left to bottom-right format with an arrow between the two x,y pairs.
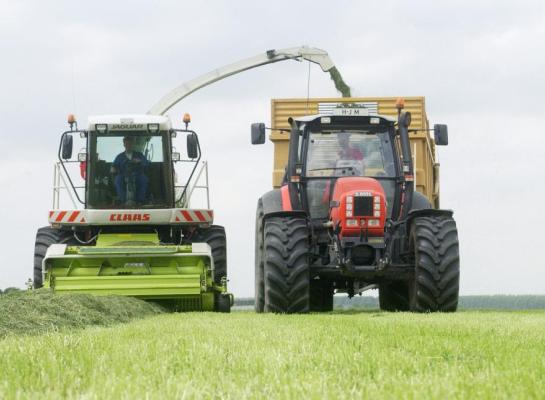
269,97 -> 441,207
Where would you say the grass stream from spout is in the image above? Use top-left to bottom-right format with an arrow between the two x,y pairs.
329,66 -> 351,98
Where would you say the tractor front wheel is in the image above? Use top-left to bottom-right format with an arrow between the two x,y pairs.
409,216 -> 460,312
263,216 -> 310,313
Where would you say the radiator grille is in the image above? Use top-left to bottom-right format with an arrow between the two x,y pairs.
353,197 -> 373,216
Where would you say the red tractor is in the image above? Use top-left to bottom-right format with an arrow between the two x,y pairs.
251,104 -> 459,313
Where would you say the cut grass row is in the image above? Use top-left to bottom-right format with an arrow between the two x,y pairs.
0,290 -> 163,339
0,310 -> 544,399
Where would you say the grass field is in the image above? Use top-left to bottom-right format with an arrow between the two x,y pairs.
0,310 -> 544,399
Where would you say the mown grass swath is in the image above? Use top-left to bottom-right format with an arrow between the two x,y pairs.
0,290 -> 163,339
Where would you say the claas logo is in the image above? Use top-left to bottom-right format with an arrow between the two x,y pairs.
109,213 -> 151,222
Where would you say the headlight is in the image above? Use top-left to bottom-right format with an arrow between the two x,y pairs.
147,123 -> 159,133
95,123 -> 108,133
368,219 -> 380,227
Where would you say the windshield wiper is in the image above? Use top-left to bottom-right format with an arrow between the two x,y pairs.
308,167 -> 354,172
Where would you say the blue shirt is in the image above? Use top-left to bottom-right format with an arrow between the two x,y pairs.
113,151 -> 148,176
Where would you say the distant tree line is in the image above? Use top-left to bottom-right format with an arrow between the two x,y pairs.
0,287 -> 22,295
234,295 -> 545,310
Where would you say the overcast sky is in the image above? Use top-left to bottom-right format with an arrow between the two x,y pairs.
1,0 -> 544,296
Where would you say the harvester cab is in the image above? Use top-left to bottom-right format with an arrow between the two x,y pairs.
252,101 -> 460,313
34,113 -> 232,312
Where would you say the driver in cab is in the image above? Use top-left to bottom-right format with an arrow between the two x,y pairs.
110,136 -> 149,204
319,133 -> 365,204
337,133 -> 363,160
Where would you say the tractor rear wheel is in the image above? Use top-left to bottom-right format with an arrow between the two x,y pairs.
379,282 -> 410,311
194,225 -> 227,286
310,279 -> 334,312
33,226 -> 79,288
263,216 -> 310,313
254,201 -> 265,312
409,216 -> 460,312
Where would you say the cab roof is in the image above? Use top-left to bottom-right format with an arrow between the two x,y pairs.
294,114 -> 396,123
87,114 -> 172,131
293,114 -> 396,130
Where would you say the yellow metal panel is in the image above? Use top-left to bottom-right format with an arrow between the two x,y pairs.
269,97 -> 439,207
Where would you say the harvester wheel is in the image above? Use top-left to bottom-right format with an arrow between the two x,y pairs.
310,279 -> 334,312
33,226 -> 78,288
194,225 -> 227,286
378,282 -> 410,311
409,216 -> 460,312
215,293 -> 232,313
254,200 -> 265,312
263,217 -> 310,313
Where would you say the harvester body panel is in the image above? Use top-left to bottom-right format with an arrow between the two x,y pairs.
48,208 -> 214,226
42,234 -> 220,311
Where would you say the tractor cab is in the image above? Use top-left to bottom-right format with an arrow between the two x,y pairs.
296,114 -> 399,220
85,117 -> 175,209
253,111 -> 402,222
58,114 -> 202,210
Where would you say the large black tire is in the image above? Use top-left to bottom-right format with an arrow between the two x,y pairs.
194,225 -> 227,286
409,216 -> 460,312
379,282 -> 410,311
310,279 -> 334,312
254,201 -> 265,312
263,217 -> 310,313
33,226 -> 78,288
215,293 -> 232,313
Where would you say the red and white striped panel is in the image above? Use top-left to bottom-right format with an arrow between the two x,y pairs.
172,209 -> 214,224
49,210 -> 86,224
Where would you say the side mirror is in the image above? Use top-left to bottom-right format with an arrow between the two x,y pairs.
434,124 -> 448,145
187,133 -> 199,159
61,134 -> 73,159
251,122 -> 266,145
